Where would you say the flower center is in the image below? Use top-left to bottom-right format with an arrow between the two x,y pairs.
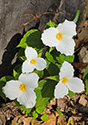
30,59 -> 36,64
62,77 -> 68,84
56,33 -> 63,40
19,84 -> 26,91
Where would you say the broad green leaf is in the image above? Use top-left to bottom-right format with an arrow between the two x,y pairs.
56,54 -> 74,64
56,109 -> 62,118
32,111 -> 38,119
46,60 -> 59,76
55,63 -> 62,69
65,55 -> 74,63
45,20 -> 57,29
47,75 -> 59,82
41,79 -> 57,98
14,64 -> 22,74
49,47 -> 55,53
35,82 -> 50,107
13,65 -> 22,80
55,19 -> 60,24
26,30 -> 45,52
17,29 -> 38,49
86,80 -> 88,95
36,105 -> 45,114
13,70 -> 19,80
17,48 -> 26,61
0,81 -> 6,99
35,79 -> 57,107
0,76 -> 14,82
68,90 -> 76,97
15,99 -> 32,113
50,49 -> 60,61
51,49 -> 74,64
83,65 -> 88,80
45,51 -> 56,63
33,69 -> 44,78
41,114 -> 48,121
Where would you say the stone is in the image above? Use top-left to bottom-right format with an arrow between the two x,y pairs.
0,0 -> 86,78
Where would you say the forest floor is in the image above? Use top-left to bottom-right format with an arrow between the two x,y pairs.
0,15 -> 88,125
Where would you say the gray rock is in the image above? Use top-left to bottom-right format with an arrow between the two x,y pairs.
0,0 -> 86,77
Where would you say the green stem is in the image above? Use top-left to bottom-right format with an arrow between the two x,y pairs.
72,9 -> 80,23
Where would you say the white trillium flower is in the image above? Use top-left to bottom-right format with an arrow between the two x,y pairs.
54,61 -> 84,98
41,19 -> 77,56
22,47 -> 46,73
2,73 -> 39,108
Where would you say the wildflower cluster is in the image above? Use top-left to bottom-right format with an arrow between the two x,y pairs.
0,10 -> 86,119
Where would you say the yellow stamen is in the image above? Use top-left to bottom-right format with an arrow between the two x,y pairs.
56,33 -> 63,40
30,59 -> 36,64
62,77 -> 68,84
19,84 -> 26,91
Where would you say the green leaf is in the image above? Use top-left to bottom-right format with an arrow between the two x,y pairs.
45,20 -> 57,29
17,29 -> 38,49
45,51 -> 56,63
32,111 -> 38,119
35,81 -> 50,107
72,9 -> 80,23
47,75 -> 59,82
35,79 -> 57,107
0,76 -> 14,82
50,49 -> 74,64
13,65 -> 22,80
17,48 -> 26,61
65,55 -> 74,63
33,69 -> 44,78
36,105 -> 45,114
41,79 -> 57,98
55,19 -> 60,24
0,76 -> 14,99
86,80 -> 88,95
41,114 -> 48,121
13,70 -> 20,80
14,99 -> 32,113
26,30 -> 45,52
56,54 -> 74,64
46,60 -> 60,76
0,81 -> 6,99
68,90 -> 76,97
83,65 -> 88,80
56,109 -> 62,118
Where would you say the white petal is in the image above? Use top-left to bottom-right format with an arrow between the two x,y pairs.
22,60 -> 34,73
19,73 -> 39,89
54,81 -> 68,98
56,36 -> 75,56
57,19 -> 77,37
34,58 -> 46,70
25,47 -> 37,61
41,27 -> 60,47
2,80 -> 22,100
59,61 -> 74,80
66,78 -> 85,93
17,88 -> 36,108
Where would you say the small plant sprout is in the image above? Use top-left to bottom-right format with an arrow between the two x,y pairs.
22,47 -> 46,73
41,19 -> 76,56
54,61 -> 84,98
2,73 -> 39,108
